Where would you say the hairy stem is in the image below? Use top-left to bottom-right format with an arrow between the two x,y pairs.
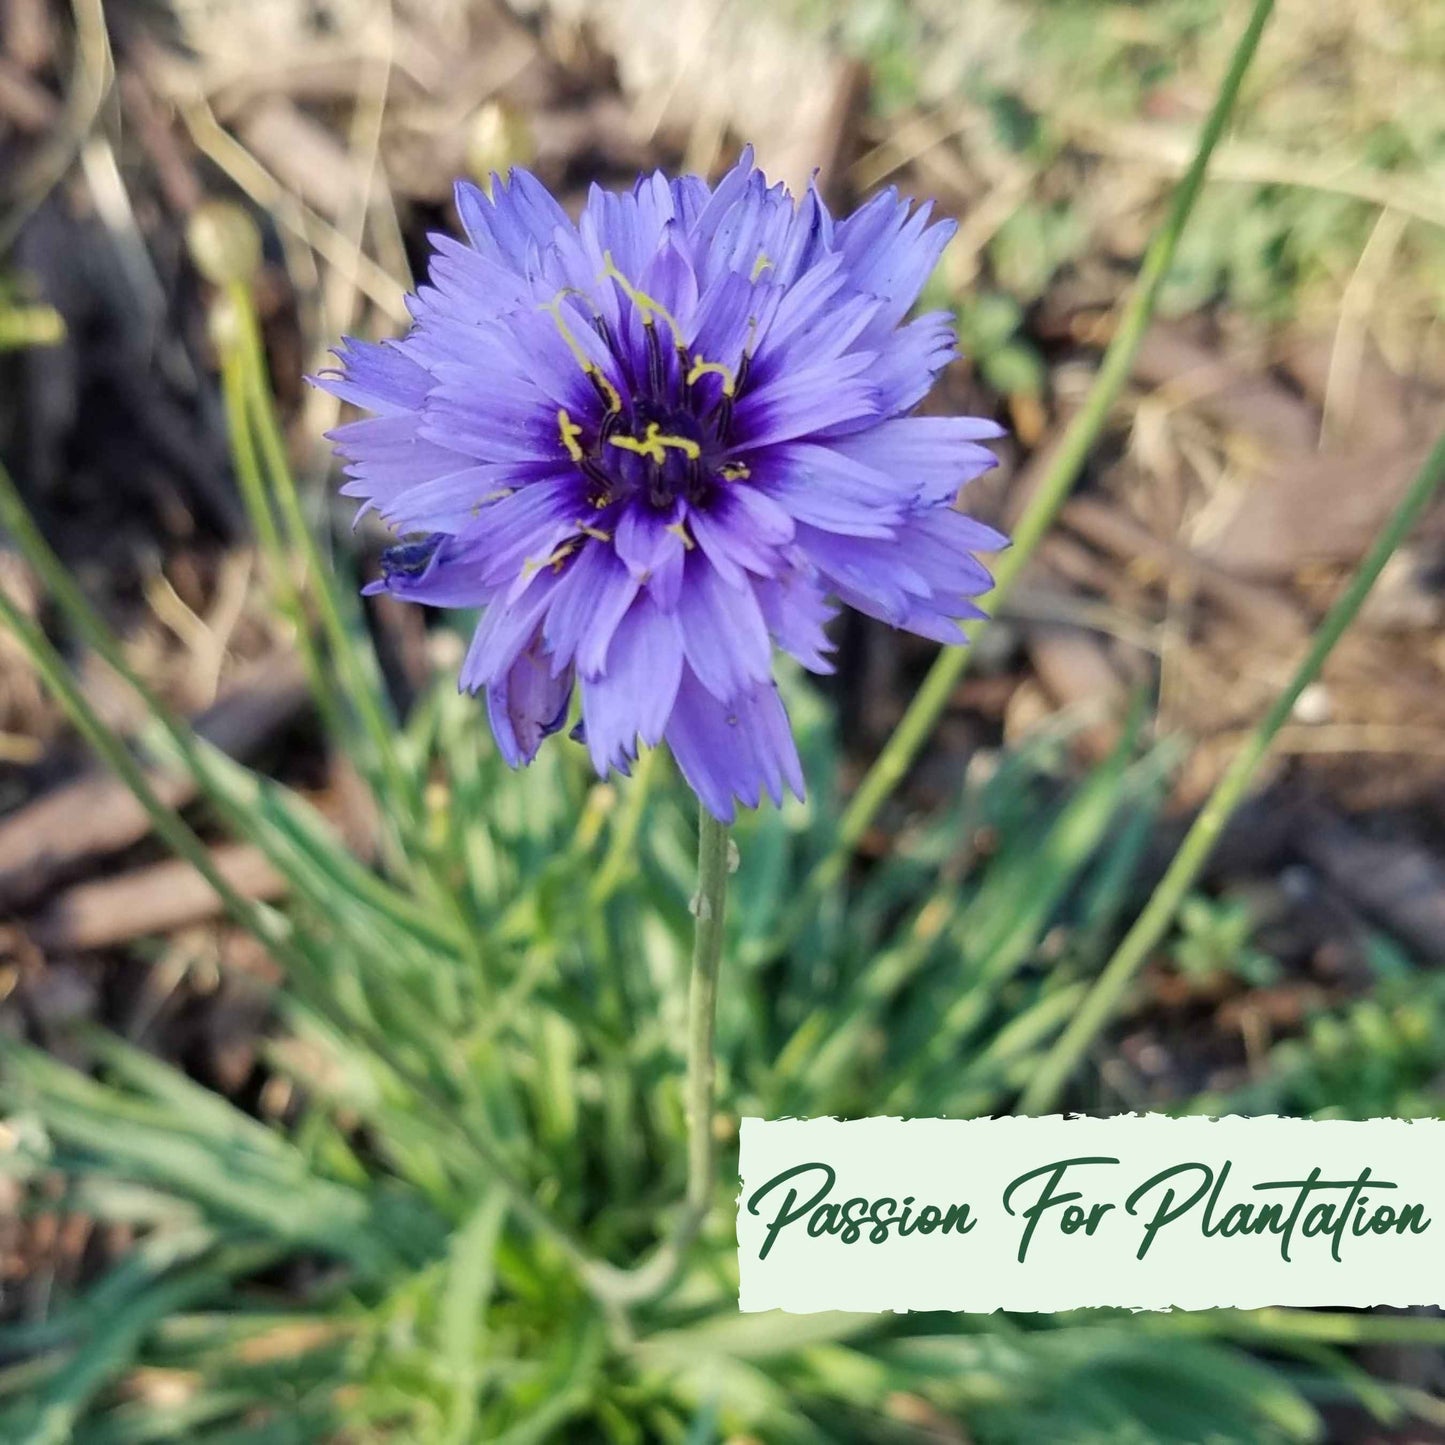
587,806 -> 732,1305
685,810 -> 732,1211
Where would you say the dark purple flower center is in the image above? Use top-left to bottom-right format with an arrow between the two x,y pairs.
562,311 -> 750,515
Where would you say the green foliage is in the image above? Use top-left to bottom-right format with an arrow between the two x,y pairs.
1155,186 -> 1380,322
988,203 -> 1086,304
1171,893 -> 1281,989
1204,943 -> 1445,1121
5,8 -> 1445,1433
0,636 -> 1420,1441
953,292 -> 1047,398
802,0 -> 1445,324
0,547 -> 1343,1445
3,282 -> 1440,1436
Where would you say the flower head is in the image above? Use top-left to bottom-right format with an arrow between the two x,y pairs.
317,149 -> 1005,821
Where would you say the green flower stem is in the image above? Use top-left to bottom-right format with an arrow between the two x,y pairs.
802,0 -> 1276,906
1020,425 -> 1445,1115
586,807 -> 732,1306
685,810 -> 732,1214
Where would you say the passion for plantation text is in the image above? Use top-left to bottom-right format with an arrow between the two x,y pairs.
745,1157 -> 1431,1265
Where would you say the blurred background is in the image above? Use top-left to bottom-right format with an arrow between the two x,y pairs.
2,0 -> 1445,1440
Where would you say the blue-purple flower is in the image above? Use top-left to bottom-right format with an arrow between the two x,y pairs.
317,149 -> 1005,821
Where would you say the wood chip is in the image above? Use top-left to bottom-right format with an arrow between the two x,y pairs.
0,653 -> 307,909
32,842 -> 285,951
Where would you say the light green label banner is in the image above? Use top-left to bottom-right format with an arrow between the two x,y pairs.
737,1116 -> 1442,1312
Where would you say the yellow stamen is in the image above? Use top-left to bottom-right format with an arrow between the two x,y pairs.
539,291 -> 621,412
750,252 -> 773,282
608,422 -> 701,465
686,354 -> 737,395
470,486 -> 516,516
576,522 -> 612,542
719,462 -> 750,480
522,540 -> 578,577
665,520 -> 695,551
599,251 -> 685,341
539,292 -> 593,370
557,408 -> 586,462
